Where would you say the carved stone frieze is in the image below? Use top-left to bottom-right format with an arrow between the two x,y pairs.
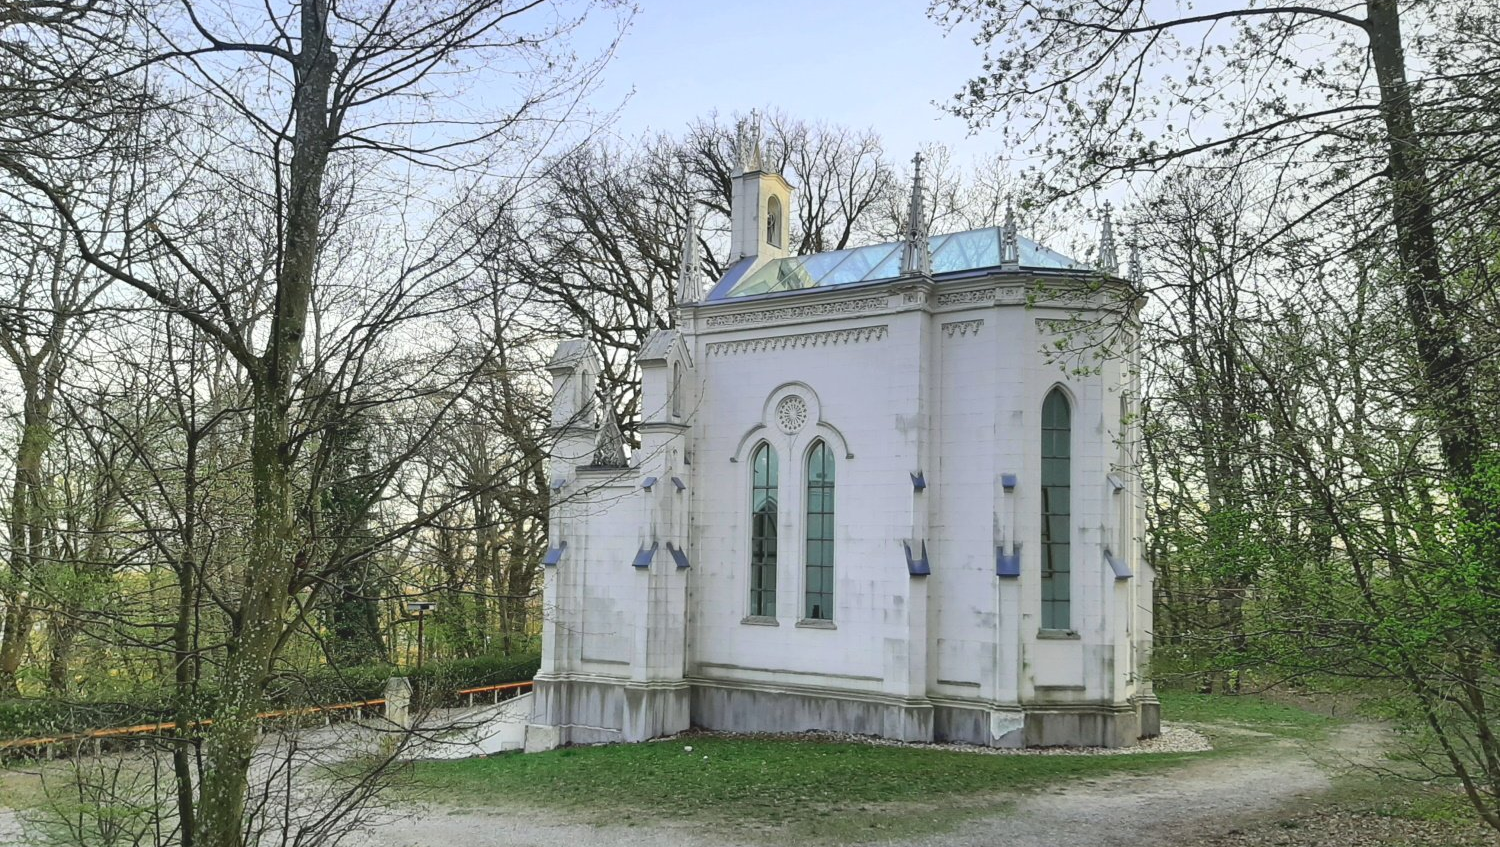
935,285 -> 1024,307
1035,317 -> 1088,335
935,288 -> 994,306
707,325 -> 889,357
941,319 -> 984,338
704,296 -> 887,328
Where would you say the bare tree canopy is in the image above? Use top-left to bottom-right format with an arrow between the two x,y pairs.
935,0 -> 1500,831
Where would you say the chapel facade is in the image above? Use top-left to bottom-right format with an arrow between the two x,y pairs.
525,129 -> 1158,750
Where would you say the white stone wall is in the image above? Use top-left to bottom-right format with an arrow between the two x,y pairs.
688,318 -> 901,691
536,274 -> 1150,747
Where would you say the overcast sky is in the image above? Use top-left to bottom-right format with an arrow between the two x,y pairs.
584,0 -> 996,160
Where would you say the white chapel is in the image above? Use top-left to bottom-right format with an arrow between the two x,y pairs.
526,127 -> 1158,750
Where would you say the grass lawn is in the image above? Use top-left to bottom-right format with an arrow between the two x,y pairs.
1156,690 -> 1341,741
0,765 -> 48,811
399,692 -> 1347,840
401,735 -> 1198,840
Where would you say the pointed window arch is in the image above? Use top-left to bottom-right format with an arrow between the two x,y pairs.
1041,388 -> 1072,630
804,440 -> 835,620
750,443 -> 779,617
671,362 -> 683,418
766,195 -> 783,248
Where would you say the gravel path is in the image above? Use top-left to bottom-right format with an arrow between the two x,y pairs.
910,729 -> 1357,847
342,724 -> 1377,847
0,722 -> 1383,847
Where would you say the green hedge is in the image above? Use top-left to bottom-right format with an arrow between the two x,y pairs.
277,652 -> 541,707
0,695 -> 177,741
0,652 -> 540,742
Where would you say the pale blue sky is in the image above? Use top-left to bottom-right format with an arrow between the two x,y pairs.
587,0 -> 996,159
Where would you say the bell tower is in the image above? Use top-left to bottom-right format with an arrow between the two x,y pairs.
728,112 -> 794,265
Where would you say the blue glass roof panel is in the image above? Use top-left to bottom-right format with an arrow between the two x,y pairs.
716,226 -> 1086,300
819,243 -> 899,286
932,228 -> 1000,273
1020,239 -> 1081,270
794,249 -> 856,279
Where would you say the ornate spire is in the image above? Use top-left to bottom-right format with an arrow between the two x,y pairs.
592,391 -> 628,468
899,151 -> 931,277
1126,226 -> 1142,283
733,109 -> 763,176
1001,197 -> 1019,268
675,203 -> 703,305
1098,201 -> 1118,275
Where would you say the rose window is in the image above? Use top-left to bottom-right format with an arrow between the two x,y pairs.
775,395 -> 809,434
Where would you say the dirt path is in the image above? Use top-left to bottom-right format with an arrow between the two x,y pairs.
911,725 -> 1379,847
342,724 -> 1381,847
0,722 -> 1387,846
0,703 -> 525,847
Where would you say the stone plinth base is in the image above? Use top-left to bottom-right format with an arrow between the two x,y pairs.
690,679 -> 933,741
933,702 -> 1026,747
1136,694 -> 1162,739
523,723 -> 562,753
529,675 -> 690,745
1023,703 -> 1141,748
528,675 -> 1156,750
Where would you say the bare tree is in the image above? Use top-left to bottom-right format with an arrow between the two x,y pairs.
934,1 -> 1500,827
505,112 -> 903,436
0,0 -> 623,843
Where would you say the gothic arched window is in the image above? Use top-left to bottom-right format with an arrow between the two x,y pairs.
671,362 -> 682,418
804,440 -> 835,620
766,195 -> 783,248
750,443 -> 779,617
1041,388 -> 1072,630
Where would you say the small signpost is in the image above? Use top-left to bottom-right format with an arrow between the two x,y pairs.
406,600 -> 438,670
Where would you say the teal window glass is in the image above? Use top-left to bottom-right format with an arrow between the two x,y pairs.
1040,388 -> 1072,630
804,441 -> 835,620
750,443 -> 779,616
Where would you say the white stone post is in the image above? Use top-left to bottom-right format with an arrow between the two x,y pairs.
384,676 -> 412,729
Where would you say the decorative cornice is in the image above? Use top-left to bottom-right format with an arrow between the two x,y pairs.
1036,317 -> 1087,335
935,285 -> 1025,307
941,319 -> 984,338
707,325 -> 888,357
935,288 -> 993,306
704,295 -> 887,328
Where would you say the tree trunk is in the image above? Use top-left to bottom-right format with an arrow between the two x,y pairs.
1366,0 -> 1481,488
192,1 -> 333,842
45,612 -> 78,693
0,387 -> 54,694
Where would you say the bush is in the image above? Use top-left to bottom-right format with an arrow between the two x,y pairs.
277,651 -> 540,707
0,694 -> 176,742
1,652 -> 540,743
407,652 -> 541,706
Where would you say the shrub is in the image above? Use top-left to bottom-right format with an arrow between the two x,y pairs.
1,652 -> 540,743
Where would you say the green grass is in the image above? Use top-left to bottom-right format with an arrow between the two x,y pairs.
403,736 -> 1196,840
401,693 -> 1349,840
1157,690 -> 1341,741
0,766 -> 45,811
1369,787 -> 1476,823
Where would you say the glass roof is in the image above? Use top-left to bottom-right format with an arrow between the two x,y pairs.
716,226 -> 1085,300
